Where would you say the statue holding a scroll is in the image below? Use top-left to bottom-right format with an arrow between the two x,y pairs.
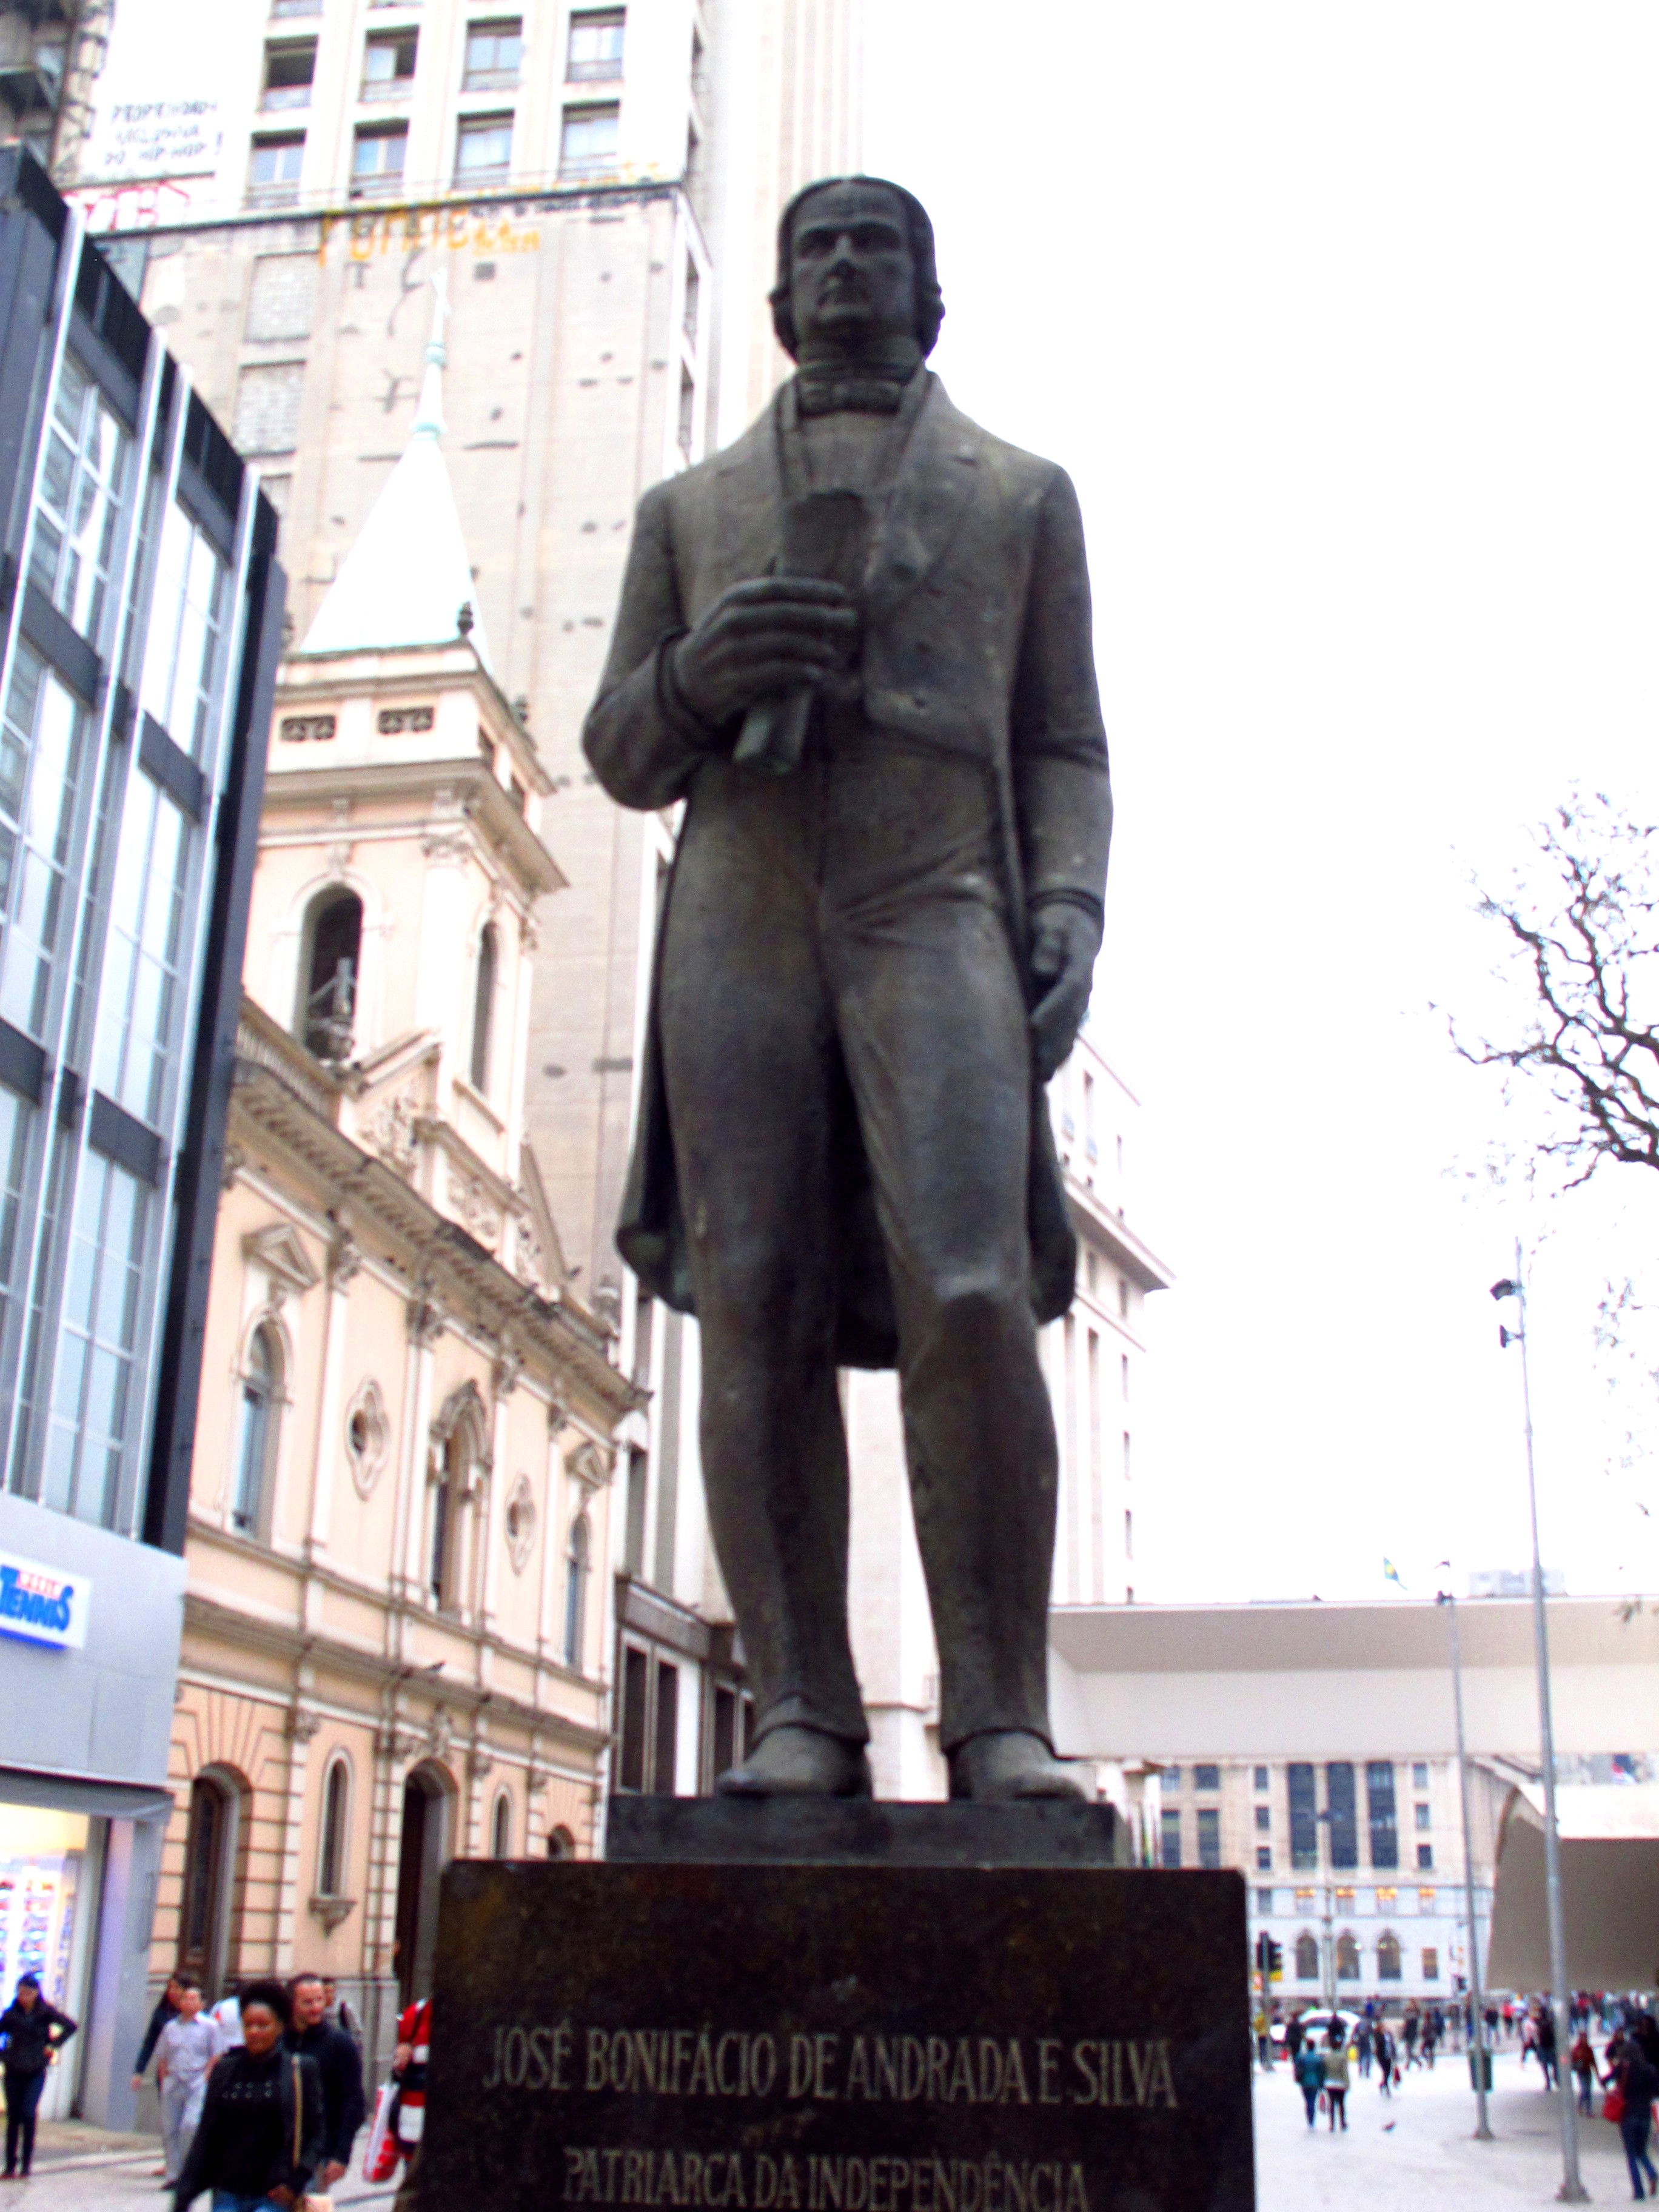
583,178 -> 1111,1801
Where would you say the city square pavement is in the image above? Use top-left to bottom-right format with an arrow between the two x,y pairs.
1256,2040 -> 1644,2205
11,2045 -> 1651,2208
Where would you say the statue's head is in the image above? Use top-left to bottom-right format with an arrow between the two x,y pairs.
770,176 -> 945,362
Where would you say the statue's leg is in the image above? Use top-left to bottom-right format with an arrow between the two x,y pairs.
823,743 -> 1064,1777
658,778 -> 868,1761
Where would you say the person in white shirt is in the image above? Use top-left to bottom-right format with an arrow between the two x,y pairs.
206,1989 -> 243,2050
154,1977 -> 221,2182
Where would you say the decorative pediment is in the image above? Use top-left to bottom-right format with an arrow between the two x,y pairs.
243,1222 -> 322,1301
569,1438 -> 614,1493
431,1378 -> 491,1472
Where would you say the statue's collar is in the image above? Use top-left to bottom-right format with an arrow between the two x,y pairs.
776,367 -> 933,501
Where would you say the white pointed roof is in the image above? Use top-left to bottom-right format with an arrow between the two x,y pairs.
300,272 -> 493,669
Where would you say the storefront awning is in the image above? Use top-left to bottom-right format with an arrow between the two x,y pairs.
0,1764 -> 173,1823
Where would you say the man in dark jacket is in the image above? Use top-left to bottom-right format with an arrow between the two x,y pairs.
0,1975 -> 75,2177
288,1971 -> 366,2187
585,175 -> 1111,1803
1617,2043 -> 1659,2199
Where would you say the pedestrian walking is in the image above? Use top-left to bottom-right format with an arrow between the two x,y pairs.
1293,2039 -> 1324,2129
208,1986 -> 244,2053
1322,2028 -> 1349,2131
1422,2009 -> 1439,2070
1252,2004 -> 1272,2071
1572,2028 -> 1600,2116
1537,2002 -> 1561,2090
172,1979 -> 324,2212
287,1971 -> 366,2191
155,1977 -> 222,2187
389,1994 -> 432,2210
1612,2042 -> 1659,2200
132,1972 -> 187,2178
1355,2020 -> 1373,2079
1376,2024 -> 1396,2097
133,1974 -> 185,2088
1402,2002 -> 1421,2071
321,1978 -> 363,2052
1285,2011 -> 1305,2061
0,1974 -> 76,2179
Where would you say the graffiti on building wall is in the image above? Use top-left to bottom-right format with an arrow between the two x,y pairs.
319,207 -> 543,266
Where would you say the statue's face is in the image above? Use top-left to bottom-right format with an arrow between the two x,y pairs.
788,181 -> 915,354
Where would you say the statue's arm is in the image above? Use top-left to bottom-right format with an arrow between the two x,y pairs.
1008,466 -> 1114,922
582,484 -> 716,812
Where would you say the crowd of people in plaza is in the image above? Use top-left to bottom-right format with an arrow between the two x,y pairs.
1262,1990 -> 1659,2197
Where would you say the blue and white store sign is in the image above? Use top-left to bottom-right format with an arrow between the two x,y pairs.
0,1551 -> 91,1650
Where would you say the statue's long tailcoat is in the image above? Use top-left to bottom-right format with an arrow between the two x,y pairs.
586,374 -> 1113,1373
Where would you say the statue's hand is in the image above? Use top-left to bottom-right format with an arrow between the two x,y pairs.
671,578 -> 857,730
1028,902 -> 1101,1083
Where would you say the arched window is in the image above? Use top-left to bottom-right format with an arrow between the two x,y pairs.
1294,1931 -> 1319,1982
563,1513 -> 590,1669
429,1438 -> 463,1606
317,1756 -> 350,1896
1376,1929 -> 1402,1981
232,1324 -> 281,1537
300,890 -> 362,1061
546,1825 -> 575,1860
470,923 -> 497,1091
178,1770 -> 243,1990
427,1384 -> 486,1612
491,1789 -> 512,1858
1335,1931 -> 1360,1982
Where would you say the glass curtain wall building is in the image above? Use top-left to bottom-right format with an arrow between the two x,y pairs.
0,147 -> 283,2127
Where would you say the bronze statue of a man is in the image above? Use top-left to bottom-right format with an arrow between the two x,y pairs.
584,177 -> 1111,1800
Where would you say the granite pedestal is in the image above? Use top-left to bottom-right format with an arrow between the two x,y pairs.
417,1801 -> 1255,2212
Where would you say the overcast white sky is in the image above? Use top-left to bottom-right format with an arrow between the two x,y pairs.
863,3 -> 1659,1606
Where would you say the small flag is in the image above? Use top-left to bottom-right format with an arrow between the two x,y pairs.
1383,1559 -> 1405,1589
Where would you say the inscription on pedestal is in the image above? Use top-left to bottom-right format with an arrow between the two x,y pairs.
418,1861 -> 1253,2212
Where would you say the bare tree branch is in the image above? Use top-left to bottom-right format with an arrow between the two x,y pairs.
1452,792 -> 1659,1188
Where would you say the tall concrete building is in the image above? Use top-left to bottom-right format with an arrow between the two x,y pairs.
50,1 -> 874,1805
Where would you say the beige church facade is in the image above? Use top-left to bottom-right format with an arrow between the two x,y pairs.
151,308 -> 635,2061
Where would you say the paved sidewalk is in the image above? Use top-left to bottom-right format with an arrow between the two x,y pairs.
1256,2041 -> 1642,2205
0,2117 -> 397,2208
6,2047 -> 1644,2207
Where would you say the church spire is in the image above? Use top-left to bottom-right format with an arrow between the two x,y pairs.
299,272 -> 492,668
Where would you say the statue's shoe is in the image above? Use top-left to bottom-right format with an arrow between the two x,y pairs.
948,1731 -> 1088,1803
715,1724 -> 873,1798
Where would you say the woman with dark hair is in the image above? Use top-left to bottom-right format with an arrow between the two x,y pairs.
172,1979 -> 324,2211
0,1973 -> 76,2177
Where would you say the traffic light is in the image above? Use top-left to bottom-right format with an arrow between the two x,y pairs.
1266,1937 -> 1283,1982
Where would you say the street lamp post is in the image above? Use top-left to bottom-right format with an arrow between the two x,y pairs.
1492,1248 -> 1586,2202
1437,1582 -> 1493,2141
1316,1804 -> 1335,2009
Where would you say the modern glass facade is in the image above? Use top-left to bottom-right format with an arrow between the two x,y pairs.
0,150 -> 283,1544
0,148 -> 283,2131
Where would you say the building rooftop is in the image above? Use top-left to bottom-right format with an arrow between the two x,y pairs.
300,272 -> 493,669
